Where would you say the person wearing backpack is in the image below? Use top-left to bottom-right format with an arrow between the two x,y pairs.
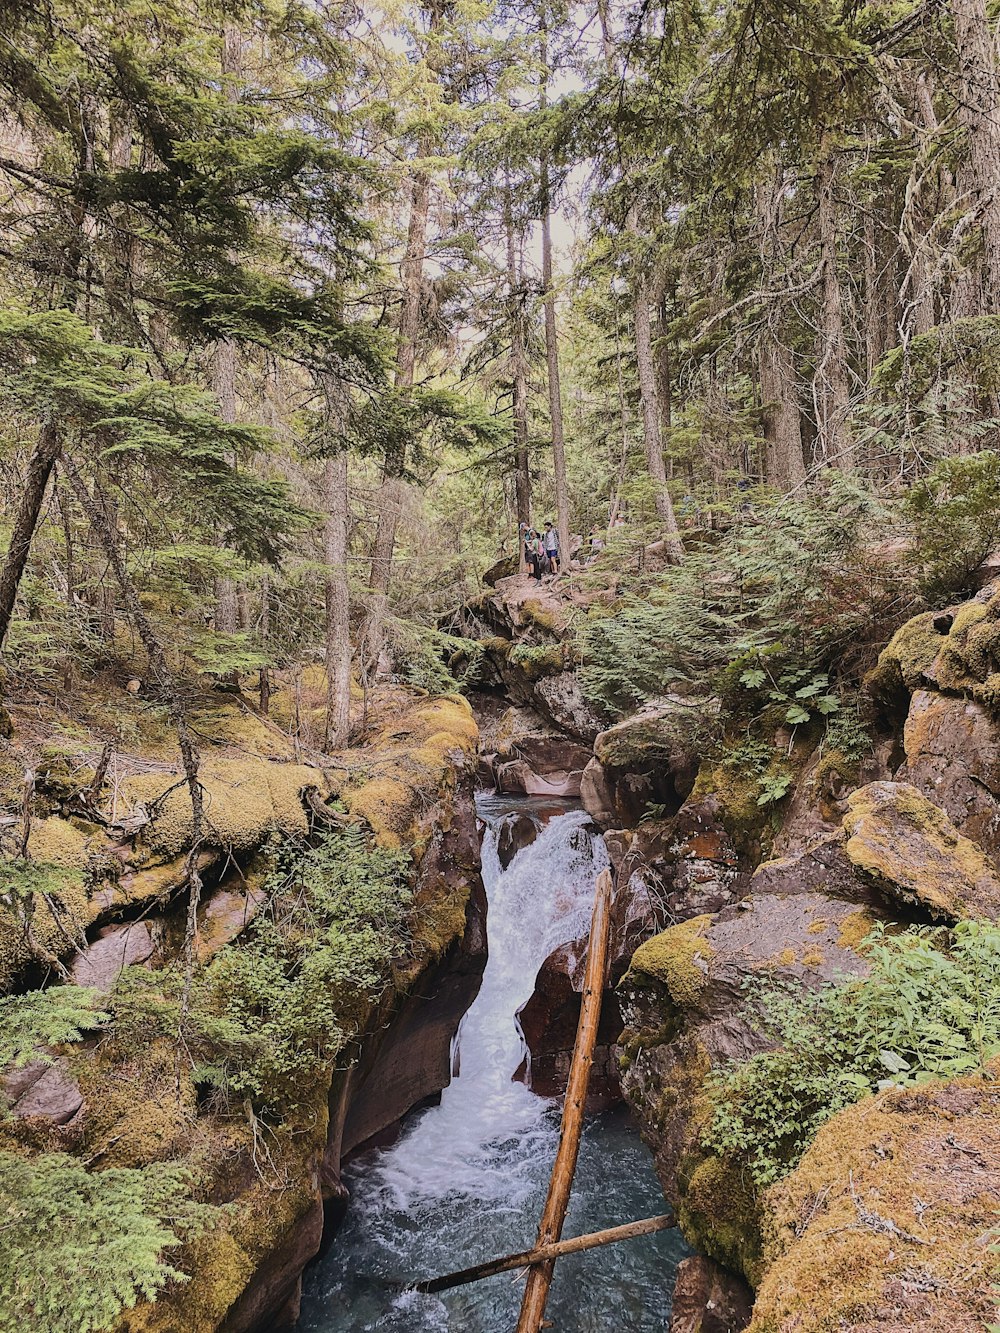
524,528 -> 544,581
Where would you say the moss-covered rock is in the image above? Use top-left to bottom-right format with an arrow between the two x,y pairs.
750,1070 -> 1000,1332
626,915 -> 714,1009
125,757 -> 319,859
843,780 -> 1000,919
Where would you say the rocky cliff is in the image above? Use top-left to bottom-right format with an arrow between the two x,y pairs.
0,686 -> 487,1331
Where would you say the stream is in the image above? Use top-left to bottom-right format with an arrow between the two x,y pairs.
296,795 -> 688,1331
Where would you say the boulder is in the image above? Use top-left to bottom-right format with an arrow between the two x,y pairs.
590,696 -> 706,823
595,695 -> 711,773
581,757 -> 618,827
618,891 -> 881,1281
496,811 -> 538,869
4,1057 -> 83,1125
670,1255 -> 753,1333
902,689 -> 1000,860
608,796 -> 748,923
532,672 -> 603,743
749,834 -> 880,907
514,939 -> 622,1109
495,758 -> 582,798
749,1072 -> 1000,1332
196,879 -> 269,962
843,781 -> 1000,920
70,920 -> 155,991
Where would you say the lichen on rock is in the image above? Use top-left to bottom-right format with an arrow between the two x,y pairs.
843,780 -> 1000,919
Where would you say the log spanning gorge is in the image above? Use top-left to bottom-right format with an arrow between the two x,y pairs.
295,795 -> 688,1331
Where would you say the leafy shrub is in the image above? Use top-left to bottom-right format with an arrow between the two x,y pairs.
113,827 -> 412,1114
0,1152 -> 213,1333
704,921 -> 1000,1189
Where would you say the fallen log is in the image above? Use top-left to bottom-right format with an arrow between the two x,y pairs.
516,865 -> 614,1333
414,1213 -> 676,1294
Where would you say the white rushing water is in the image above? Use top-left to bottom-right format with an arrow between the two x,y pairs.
297,797 -> 687,1332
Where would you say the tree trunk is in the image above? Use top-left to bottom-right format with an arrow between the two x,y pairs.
760,335 -> 806,491
0,422 -> 61,653
324,450 -> 352,750
951,0 -> 1000,309
258,575 -> 271,716
363,138 -> 434,674
419,1214 -> 675,1294
504,184 -> 531,555
539,22 -> 570,569
814,140 -> 855,470
632,253 -> 683,557
212,23 -> 243,645
755,170 -> 806,491
60,454 -> 205,993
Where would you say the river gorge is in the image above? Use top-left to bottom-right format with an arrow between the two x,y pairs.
296,795 -> 689,1331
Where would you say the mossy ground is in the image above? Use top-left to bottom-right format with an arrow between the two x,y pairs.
750,1070 -> 1000,1332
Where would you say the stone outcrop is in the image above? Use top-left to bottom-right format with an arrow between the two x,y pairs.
618,879 -> 885,1282
495,810 -> 538,868
843,780 -> 1000,920
514,935 -> 623,1109
481,705 -> 592,797
2,1056 -> 84,1125
585,697 -> 707,828
902,689 -> 1000,857
0,692 -> 489,1333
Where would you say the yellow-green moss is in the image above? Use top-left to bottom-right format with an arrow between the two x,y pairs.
341,696 -> 477,848
507,643 -> 565,681
750,1073 -> 1000,1332
23,815 -> 90,867
871,611 -> 943,692
626,915 -> 713,1008
843,782 -> 1000,918
0,838 -> 92,987
125,758 -> 319,858
520,597 -> 567,636
692,760 -> 771,855
950,600 -> 987,636
679,1152 -> 765,1285
836,909 -> 876,952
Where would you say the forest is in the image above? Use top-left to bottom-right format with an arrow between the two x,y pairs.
2,0 -> 1000,1330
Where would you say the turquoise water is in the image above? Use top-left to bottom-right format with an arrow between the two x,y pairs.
296,800 -> 688,1331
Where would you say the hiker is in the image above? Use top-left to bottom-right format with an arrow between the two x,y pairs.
588,525 -> 605,562
524,528 -> 544,581
542,520 -> 560,575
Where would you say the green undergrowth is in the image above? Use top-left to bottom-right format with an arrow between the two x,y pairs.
704,920 -> 1000,1190
0,1152 -> 215,1333
0,986 -> 108,1070
111,826 -> 412,1115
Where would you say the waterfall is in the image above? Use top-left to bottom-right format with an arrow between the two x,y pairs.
297,797 -> 687,1332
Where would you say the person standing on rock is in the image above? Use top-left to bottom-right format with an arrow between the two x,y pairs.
524,528 -> 544,581
542,520 -> 560,575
